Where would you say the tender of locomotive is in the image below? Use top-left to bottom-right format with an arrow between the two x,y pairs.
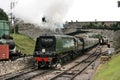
33,34 -> 99,68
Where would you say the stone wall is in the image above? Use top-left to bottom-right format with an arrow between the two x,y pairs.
84,29 -> 114,41
113,30 -> 120,50
0,57 -> 35,76
18,24 -> 61,40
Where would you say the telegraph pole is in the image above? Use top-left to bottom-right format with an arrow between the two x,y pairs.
118,1 -> 120,7
10,0 -> 16,34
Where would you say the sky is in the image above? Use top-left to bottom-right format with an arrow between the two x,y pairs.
0,0 -> 120,22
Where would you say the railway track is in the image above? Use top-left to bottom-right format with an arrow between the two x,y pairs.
0,66 -> 52,80
0,46 -> 102,80
49,46 -> 102,80
0,67 -> 37,80
6,70 -> 48,80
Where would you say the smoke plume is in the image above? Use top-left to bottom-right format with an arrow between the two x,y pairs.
13,0 -> 73,30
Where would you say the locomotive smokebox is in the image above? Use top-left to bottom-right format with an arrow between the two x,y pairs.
42,17 -> 46,22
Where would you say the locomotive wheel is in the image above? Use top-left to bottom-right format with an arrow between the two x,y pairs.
66,54 -> 71,61
38,62 -> 41,69
38,62 -> 52,68
44,63 -> 49,68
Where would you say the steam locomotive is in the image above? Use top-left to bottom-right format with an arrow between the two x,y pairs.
0,20 -> 22,60
33,34 -> 99,68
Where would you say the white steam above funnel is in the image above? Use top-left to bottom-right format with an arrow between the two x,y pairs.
13,0 -> 73,30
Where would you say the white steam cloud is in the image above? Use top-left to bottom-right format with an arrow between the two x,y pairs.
13,0 -> 73,29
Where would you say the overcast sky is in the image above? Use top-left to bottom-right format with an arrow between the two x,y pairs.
0,0 -> 120,22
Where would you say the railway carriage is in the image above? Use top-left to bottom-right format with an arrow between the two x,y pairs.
83,38 -> 99,50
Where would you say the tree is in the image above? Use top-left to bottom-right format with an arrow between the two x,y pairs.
0,8 -> 8,21
88,22 -> 95,29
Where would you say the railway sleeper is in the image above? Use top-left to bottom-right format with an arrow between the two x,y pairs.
83,60 -> 91,63
63,72 -> 76,75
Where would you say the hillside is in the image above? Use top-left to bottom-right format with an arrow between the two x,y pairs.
11,33 -> 35,55
93,53 -> 120,80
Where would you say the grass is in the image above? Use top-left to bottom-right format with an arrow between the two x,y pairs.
93,54 -> 120,80
11,33 -> 35,55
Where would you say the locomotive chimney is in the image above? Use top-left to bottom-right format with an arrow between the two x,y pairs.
42,17 -> 46,22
